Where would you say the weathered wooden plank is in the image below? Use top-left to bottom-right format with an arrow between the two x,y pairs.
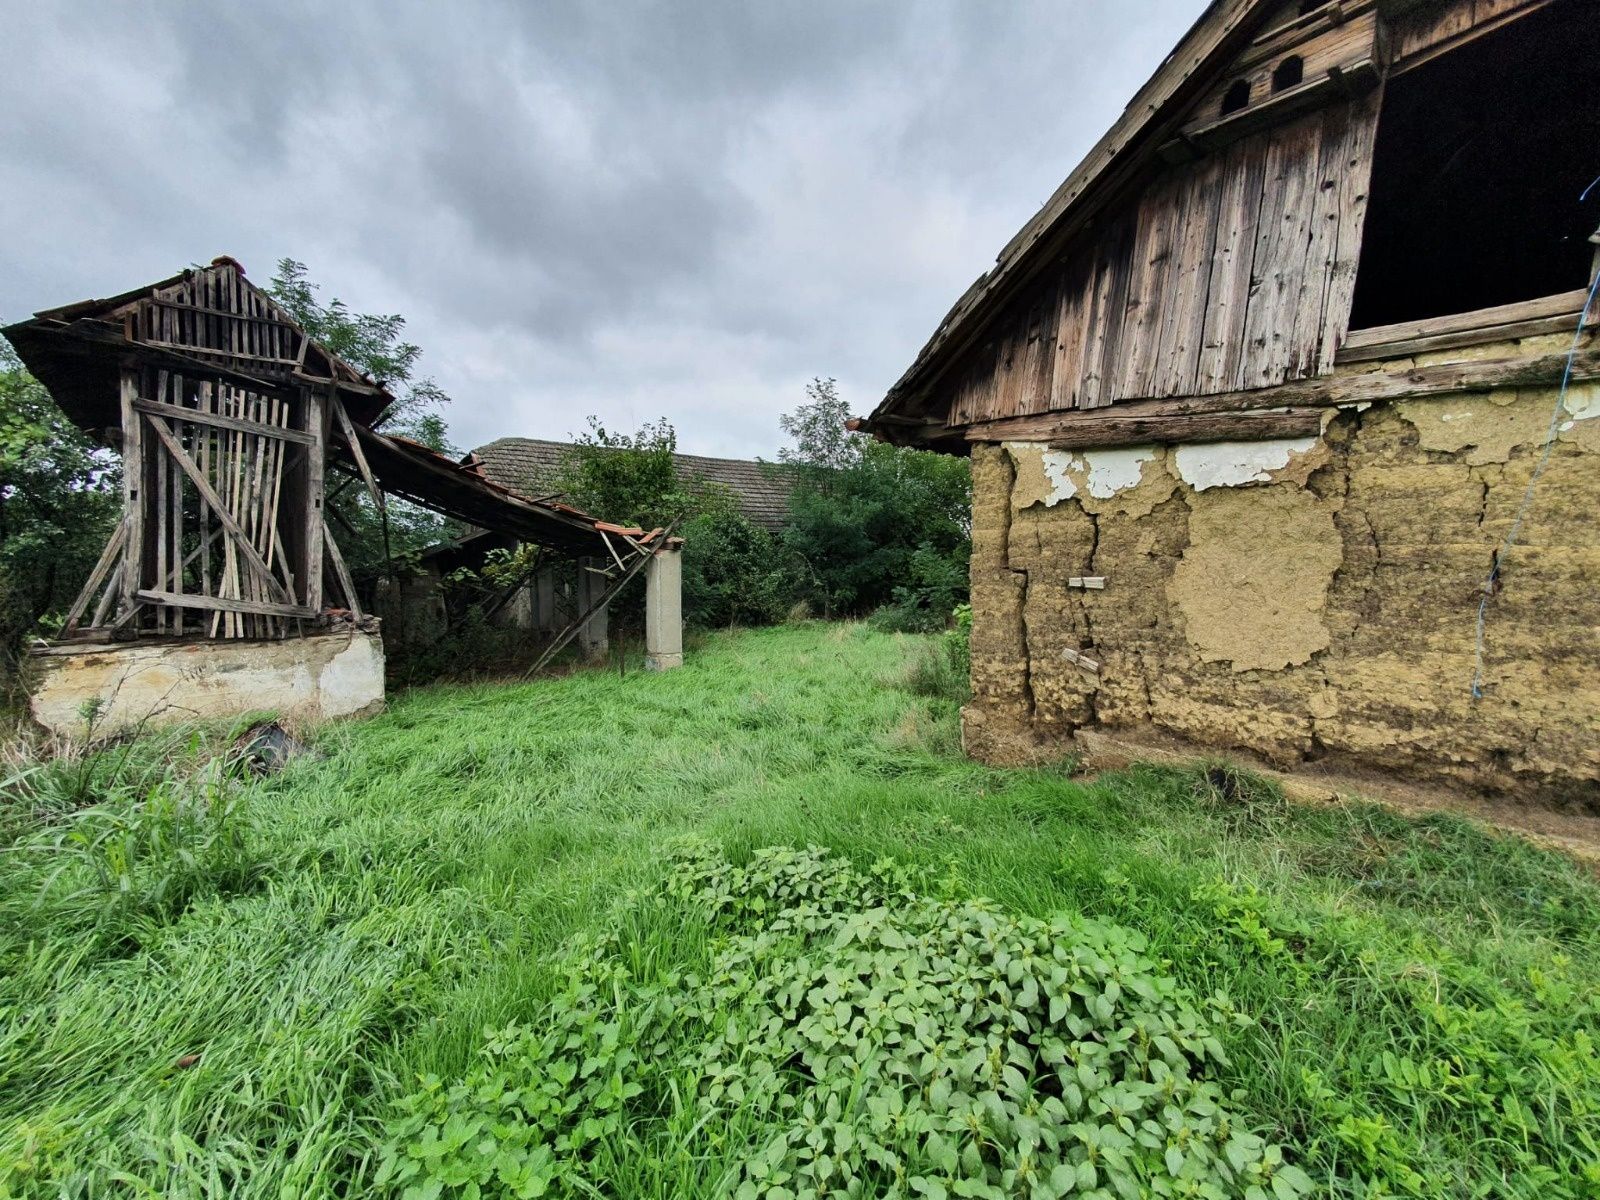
119,369 -> 144,614
142,410 -> 292,606
1156,153 -> 1226,399
1342,288 -> 1593,349
1115,169 -> 1186,402
1048,249 -> 1093,411
1337,315 -> 1593,363
1041,407 -> 1323,450
1078,213 -> 1136,409
64,519 -> 127,630
136,589 -> 314,619
322,523 -> 364,620
1197,133 -> 1270,393
1317,90 -> 1380,372
130,396 -> 315,445
963,348 -> 1600,441
304,388 -> 327,613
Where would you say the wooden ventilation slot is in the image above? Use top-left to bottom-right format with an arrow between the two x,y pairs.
1220,79 -> 1251,116
1272,55 -> 1304,92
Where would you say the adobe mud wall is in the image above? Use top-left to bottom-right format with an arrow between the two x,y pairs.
966,347 -> 1600,806
28,627 -> 385,736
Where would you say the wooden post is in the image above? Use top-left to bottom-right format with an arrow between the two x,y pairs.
304,386 -> 327,614
119,368 -> 144,617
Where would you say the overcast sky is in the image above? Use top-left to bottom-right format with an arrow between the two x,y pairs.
1,1 -> 1200,459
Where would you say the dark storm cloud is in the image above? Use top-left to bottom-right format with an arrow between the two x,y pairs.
0,1 -> 1201,457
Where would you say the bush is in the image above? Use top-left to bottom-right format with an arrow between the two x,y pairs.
378,843 -> 1310,1200
898,603 -> 972,705
780,380 -> 971,620
681,510 -> 796,629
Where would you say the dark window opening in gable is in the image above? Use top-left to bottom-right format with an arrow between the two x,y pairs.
1272,55 -> 1304,91
1349,0 -> 1600,330
1298,0 -> 1330,14
1221,79 -> 1252,116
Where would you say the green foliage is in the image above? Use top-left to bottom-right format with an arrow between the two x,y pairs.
266,260 -> 461,582
780,382 -> 970,620
554,416 -> 734,530
380,843 -> 1307,1200
0,343 -> 120,703
900,603 -> 972,705
0,727 -> 267,957
681,509 -> 793,628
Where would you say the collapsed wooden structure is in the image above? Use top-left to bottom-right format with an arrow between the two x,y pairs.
4,258 -> 677,649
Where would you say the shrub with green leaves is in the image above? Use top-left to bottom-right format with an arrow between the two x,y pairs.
378,844 -> 1310,1200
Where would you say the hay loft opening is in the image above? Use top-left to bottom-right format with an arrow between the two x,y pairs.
1348,0 -> 1600,330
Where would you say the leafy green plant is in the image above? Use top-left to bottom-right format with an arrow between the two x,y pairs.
378,843 -> 1311,1200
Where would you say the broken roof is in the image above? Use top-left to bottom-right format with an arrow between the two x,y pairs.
2,257 -> 396,435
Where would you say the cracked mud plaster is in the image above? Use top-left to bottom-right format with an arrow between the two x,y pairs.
1166,486 -> 1342,671
966,384 -> 1600,802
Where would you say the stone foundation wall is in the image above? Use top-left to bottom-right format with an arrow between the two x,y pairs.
966,350 -> 1600,806
28,627 -> 386,735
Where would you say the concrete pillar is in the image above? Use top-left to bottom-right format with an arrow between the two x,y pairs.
576,557 -> 609,661
644,545 -> 683,671
534,567 -> 556,633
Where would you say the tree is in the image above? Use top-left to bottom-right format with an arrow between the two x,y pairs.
778,378 -> 864,475
778,383 -> 970,629
554,417 -> 734,530
0,343 -> 121,702
266,260 -> 459,579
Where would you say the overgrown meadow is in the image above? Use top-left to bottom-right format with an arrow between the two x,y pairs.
1,624 -> 1597,1198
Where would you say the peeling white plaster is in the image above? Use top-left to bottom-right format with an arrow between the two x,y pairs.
1040,450 -> 1079,503
1173,436 -> 1320,492
1336,401 -> 1373,412
1080,445 -> 1158,497
1563,383 -> 1600,422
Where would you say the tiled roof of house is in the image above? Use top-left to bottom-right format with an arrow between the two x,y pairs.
473,437 -> 798,531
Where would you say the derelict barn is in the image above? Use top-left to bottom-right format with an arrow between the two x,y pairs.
4,258 -> 684,733
863,0 -> 1600,802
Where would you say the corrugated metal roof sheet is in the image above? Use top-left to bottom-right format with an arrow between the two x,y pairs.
473,437 -> 798,531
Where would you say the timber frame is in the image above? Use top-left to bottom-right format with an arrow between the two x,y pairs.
5,257 -> 679,645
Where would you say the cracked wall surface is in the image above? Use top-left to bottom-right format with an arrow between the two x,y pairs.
965,373 -> 1600,805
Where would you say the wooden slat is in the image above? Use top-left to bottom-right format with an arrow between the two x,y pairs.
141,410 -> 292,606
304,388 -> 327,613
63,520 -> 127,630
134,396 -> 318,448
1197,132 -> 1271,392
322,522 -> 364,620
1342,289 -> 1592,350
136,590 -> 314,619
964,347 -> 1600,441
119,369 -> 144,613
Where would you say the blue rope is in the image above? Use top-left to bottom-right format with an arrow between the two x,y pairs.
1470,260 -> 1600,699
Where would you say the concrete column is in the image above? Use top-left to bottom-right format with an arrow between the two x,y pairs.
534,567 -> 556,632
644,545 -> 683,671
576,557 -> 609,661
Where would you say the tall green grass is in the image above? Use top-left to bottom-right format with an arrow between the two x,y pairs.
0,622 -> 1595,1197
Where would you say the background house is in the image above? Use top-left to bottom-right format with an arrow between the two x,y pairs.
863,0 -> 1600,804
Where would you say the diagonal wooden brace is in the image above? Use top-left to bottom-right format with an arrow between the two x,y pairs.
142,411 -> 293,606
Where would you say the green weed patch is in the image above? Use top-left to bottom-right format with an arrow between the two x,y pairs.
381,844 -> 1309,1200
